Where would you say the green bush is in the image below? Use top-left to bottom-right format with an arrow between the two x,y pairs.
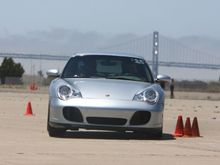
0,57 -> 25,84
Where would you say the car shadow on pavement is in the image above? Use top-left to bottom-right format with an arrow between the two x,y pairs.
61,131 -> 175,140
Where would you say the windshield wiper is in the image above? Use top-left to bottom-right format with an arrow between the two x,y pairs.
106,76 -> 138,81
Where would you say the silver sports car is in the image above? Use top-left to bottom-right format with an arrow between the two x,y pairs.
47,53 -> 168,138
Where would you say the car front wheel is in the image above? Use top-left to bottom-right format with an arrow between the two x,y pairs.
47,103 -> 66,137
151,129 -> 163,138
47,121 -> 66,137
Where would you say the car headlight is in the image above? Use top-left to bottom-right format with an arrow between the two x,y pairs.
58,85 -> 82,100
133,89 -> 159,104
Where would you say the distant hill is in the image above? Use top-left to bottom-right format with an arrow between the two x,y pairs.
177,36 -> 220,56
0,29 -> 138,55
0,29 -> 220,58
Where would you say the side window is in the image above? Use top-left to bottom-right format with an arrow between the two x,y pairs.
62,57 -> 78,78
143,64 -> 154,82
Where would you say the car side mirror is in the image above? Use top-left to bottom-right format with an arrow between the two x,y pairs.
155,75 -> 171,89
46,69 -> 60,77
156,74 -> 171,82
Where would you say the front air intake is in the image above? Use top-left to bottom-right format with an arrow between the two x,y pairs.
130,111 -> 151,125
63,107 -> 83,122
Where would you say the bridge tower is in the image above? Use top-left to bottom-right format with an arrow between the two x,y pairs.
152,31 -> 159,79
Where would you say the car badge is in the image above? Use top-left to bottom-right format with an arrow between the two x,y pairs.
105,94 -> 110,97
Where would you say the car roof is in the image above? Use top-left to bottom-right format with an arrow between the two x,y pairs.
72,52 -> 145,60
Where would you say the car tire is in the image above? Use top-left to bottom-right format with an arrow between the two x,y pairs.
152,129 -> 163,139
134,128 -> 163,139
47,122 -> 66,137
47,103 -> 66,137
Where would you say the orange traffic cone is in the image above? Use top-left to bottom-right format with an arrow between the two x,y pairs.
25,102 -> 34,116
173,115 -> 184,137
183,117 -> 192,137
192,117 -> 200,137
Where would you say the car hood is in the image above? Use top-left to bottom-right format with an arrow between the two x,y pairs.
64,78 -> 152,100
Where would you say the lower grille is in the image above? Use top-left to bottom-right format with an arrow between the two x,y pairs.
86,117 -> 127,126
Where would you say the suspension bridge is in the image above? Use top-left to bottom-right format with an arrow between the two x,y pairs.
0,32 -> 220,73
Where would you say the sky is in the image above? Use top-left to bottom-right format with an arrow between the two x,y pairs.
0,0 -> 220,38
0,0 -> 219,81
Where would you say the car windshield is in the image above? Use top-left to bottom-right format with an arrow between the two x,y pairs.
61,55 -> 154,83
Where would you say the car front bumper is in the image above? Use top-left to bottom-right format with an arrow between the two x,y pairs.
49,97 -> 164,131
